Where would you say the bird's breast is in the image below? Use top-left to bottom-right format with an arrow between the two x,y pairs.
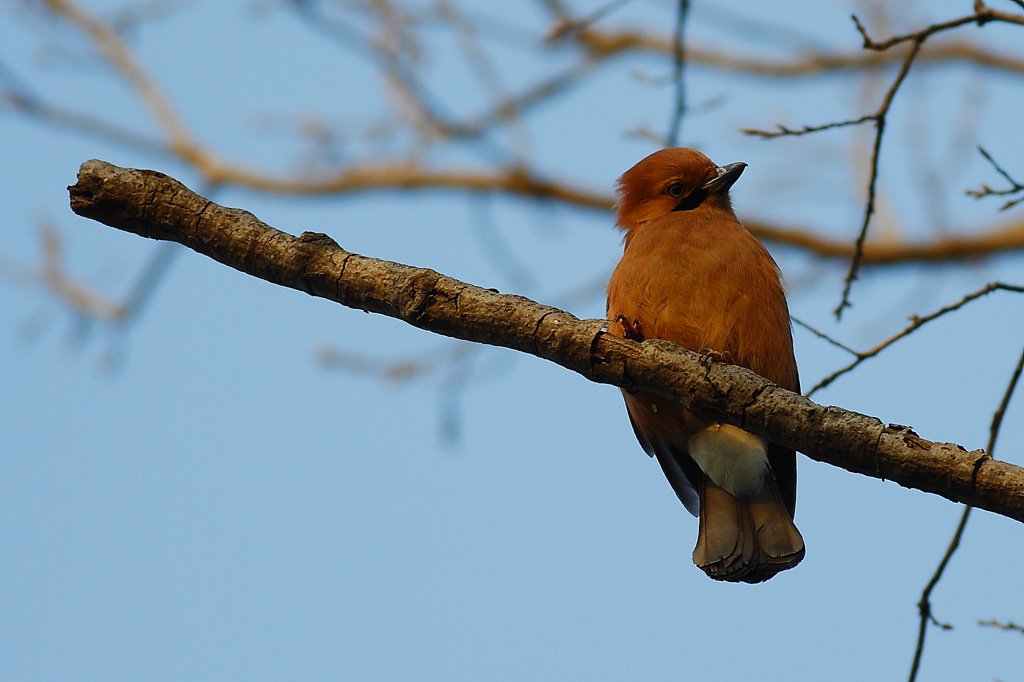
607,215 -> 797,391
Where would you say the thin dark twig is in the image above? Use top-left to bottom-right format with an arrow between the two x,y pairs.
742,5 -> 981,140
987,357 -> 1024,463
666,0 -> 690,147
791,316 -> 858,356
741,115 -> 874,139
852,4 -> 1024,52
744,6 -> 1024,317
835,37 -> 924,318
966,146 -> 1024,211
807,282 -> 1024,397
977,146 -> 1019,187
907,505 -> 968,682
907,343 -> 1024,682
745,26 -> 923,317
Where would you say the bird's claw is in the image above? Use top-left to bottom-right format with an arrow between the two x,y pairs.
611,315 -> 645,342
698,347 -> 735,365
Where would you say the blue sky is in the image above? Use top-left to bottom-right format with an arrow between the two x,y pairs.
3,1 -> 1024,680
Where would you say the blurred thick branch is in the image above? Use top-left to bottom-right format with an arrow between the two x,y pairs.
68,160 -> 1024,523
561,29 -> 1024,76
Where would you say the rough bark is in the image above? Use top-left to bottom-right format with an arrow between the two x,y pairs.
68,159 -> 1024,523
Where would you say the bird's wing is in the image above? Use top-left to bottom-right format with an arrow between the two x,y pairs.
626,406 -> 700,516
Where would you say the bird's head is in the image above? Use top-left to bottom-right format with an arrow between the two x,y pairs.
614,148 -> 746,231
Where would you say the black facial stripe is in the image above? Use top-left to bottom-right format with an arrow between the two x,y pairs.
672,188 -> 708,212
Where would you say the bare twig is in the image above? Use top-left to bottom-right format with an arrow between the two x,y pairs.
852,4 -> 1024,52
807,282 -> 1024,397
790,316 -> 858,357
743,28 -> 922,317
978,618 -> 1024,634
741,115 -> 874,139
545,0 -> 634,40
966,146 -> 1024,211
907,344 -> 1024,682
834,33 -> 923,318
742,6 -> 1024,318
907,504 -> 968,682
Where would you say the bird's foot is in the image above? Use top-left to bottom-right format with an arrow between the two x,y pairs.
698,347 -> 735,365
610,315 -> 645,342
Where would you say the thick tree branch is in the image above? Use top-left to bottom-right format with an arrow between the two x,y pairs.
68,160 -> 1024,523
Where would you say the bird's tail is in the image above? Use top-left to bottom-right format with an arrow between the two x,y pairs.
692,475 -> 804,583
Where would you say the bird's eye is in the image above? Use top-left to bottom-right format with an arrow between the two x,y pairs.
666,182 -> 685,198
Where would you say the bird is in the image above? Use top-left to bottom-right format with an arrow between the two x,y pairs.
606,147 -> 804,583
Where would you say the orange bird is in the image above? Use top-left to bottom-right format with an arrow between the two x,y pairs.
606,148 -> 804,583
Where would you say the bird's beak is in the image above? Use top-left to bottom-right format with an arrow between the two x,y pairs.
701,162 -> 747,195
